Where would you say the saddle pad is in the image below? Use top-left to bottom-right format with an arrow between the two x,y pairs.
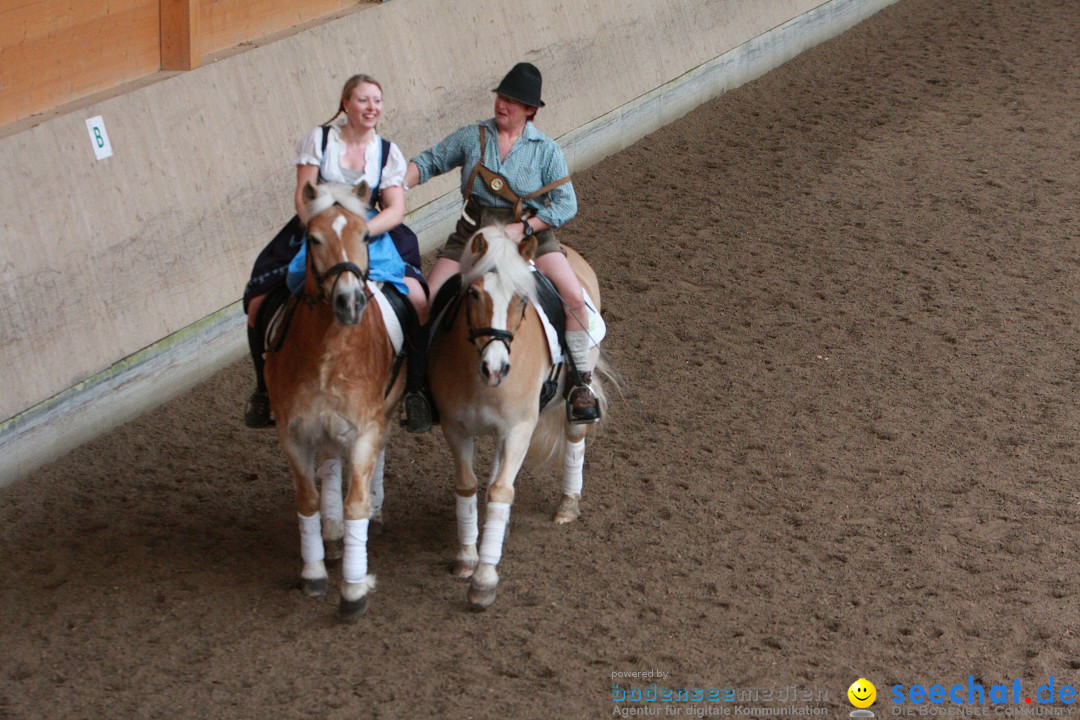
369,281 -> 405,355
533,277 -> 605,363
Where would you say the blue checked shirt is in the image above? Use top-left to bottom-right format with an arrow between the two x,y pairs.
411,118 -> 577,227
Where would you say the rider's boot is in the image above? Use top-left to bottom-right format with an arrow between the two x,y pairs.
567,371 -> 601,424
244,324 -> 275,428
402,315 -> 437,434
565,330 -> 600,425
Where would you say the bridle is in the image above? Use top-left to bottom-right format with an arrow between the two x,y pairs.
464,278 -> 528,358
302,213 -> 371,306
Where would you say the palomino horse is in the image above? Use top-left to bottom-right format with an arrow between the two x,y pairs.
429,227 -> 607,610
264,181 -> 404,621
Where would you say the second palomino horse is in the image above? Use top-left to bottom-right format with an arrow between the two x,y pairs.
429,227 -> 607,610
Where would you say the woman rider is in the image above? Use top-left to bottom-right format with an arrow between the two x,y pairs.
242,74 -> 428,429
403,62 -> 601,424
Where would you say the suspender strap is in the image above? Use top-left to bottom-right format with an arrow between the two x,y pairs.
464,125 -> 572,222
316,125 -> 331,182
522,175 -> 571,199
462,126 -> 486,204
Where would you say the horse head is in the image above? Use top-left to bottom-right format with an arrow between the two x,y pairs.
302,181 -> 372,325
459,228 -> 539,387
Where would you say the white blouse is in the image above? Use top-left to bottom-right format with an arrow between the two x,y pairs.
295,121 -> 406,190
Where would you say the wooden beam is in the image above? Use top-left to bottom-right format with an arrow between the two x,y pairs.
160,0 -> 200,70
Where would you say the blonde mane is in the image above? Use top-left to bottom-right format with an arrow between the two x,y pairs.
459,225 -> 538,303
304,182 -> 370,222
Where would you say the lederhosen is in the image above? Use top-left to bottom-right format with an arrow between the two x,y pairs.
438,125 -> 572,260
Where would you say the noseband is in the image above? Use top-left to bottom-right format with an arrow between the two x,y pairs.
464,281 -> 528,357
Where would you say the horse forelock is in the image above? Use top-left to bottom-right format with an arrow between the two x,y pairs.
460,226 -> 537,302
305,183 -> 370,224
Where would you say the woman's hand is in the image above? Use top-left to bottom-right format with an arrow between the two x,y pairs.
505,221 -> 527,240
507,218 -> 546,240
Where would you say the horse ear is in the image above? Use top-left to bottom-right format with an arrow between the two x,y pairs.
302,181 -> 318,203
518,236 -> 538,262
354,181 -> 371,202
470,232 -> 488,258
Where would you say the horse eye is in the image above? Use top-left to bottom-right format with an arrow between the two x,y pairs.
468,287 -> 480,300
308,235 -> 322,246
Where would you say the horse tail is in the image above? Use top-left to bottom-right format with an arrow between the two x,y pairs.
526,354 -> 614,472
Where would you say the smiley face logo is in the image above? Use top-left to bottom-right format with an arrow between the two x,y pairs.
848,678 -> 877,709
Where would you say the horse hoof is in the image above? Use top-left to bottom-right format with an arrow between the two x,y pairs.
324,538 -> 344,562
338,594 -> 369,622
301,577 -> 328,597
554,494 -> 581,524
452,560 -> 477,579
467,584 -> 497,611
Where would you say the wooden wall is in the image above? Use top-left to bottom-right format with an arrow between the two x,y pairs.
200,0 -> 361,57
0,0 -> 369,128
0,0 -> 160,127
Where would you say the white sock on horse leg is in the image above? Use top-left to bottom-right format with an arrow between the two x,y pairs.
370,450 -> 386,516
563,439 -> 585,496
318,459 -> 343,523
298,511 -> 324,564
342,518 -> 370,584
456,493 -> 478,547
478,502 -> 511,566
566,331 -> 594,374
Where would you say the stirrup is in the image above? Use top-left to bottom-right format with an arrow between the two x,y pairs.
402,391 -> 434,433
244,391 -> 275,429
566,384 -> 601,425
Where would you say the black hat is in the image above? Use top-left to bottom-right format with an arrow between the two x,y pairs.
492,62 -> 545,108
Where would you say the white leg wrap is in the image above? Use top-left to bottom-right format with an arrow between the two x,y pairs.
566,330 -> 594,373
318,459 -> 343,523
456,494 -> 479,547
298,512 -> 324,564
342,518 -> 370,584
563,439 -> 585,496
478,502 -> 511,566
370,450 -> 386,515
